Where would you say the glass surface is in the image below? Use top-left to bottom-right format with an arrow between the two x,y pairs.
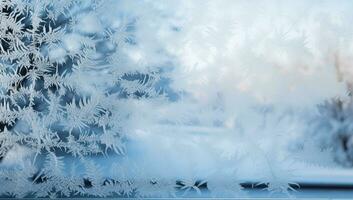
0,0 -> 353,199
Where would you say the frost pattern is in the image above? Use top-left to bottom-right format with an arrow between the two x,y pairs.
0,0 -> 167,198
0,0 -> 352,198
